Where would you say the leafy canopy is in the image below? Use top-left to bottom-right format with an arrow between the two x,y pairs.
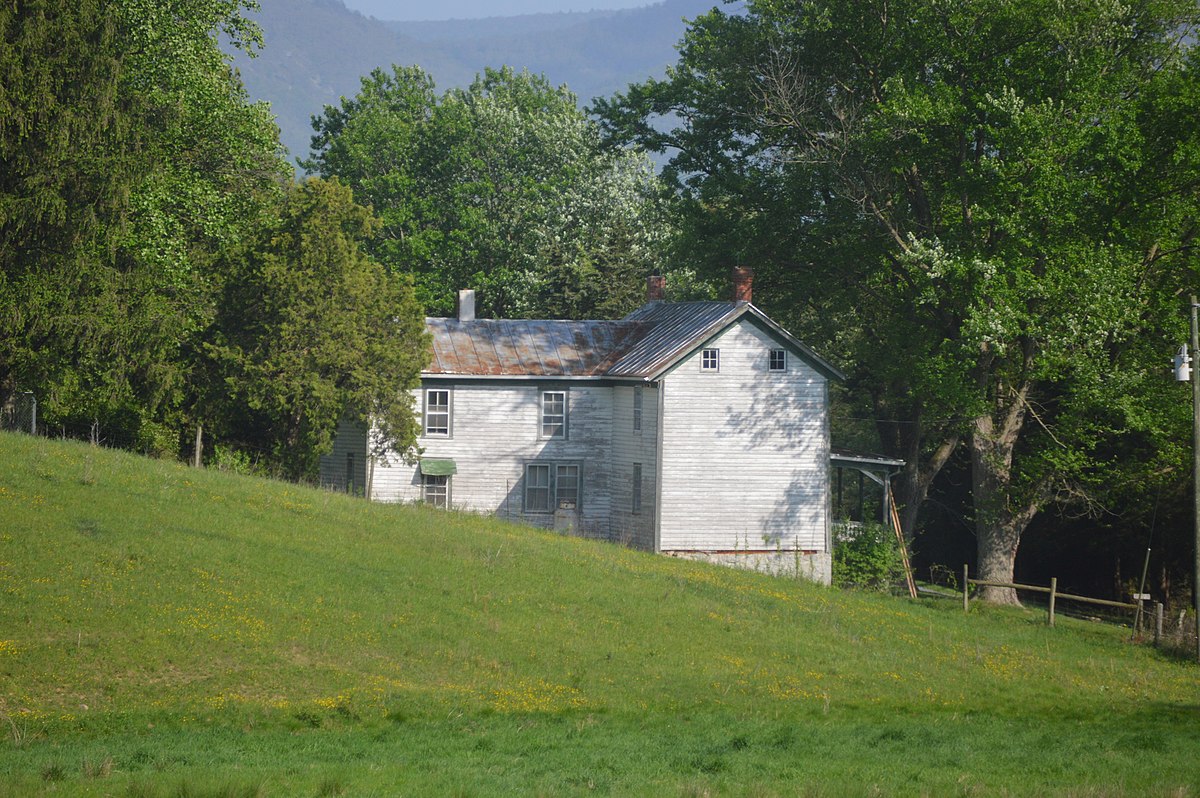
306,65 -> 674,319
596,0 -> 1200,591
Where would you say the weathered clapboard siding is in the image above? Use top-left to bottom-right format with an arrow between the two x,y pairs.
369,381 -> 615,538
318,418 -> 369,494
658,320 -> 829,554
319,292 -> 842,585
609,383 -> 659,551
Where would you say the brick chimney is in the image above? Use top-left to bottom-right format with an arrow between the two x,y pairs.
731,266 -> 753,303
646,275 -> 665,302
457,289 -> 475,321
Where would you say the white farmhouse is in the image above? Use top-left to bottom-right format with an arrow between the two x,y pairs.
321,269 -> 848,584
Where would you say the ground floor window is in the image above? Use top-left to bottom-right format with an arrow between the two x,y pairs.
422,474 -> 449,508
525,461 -> 582,512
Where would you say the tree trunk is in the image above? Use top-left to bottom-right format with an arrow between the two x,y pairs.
971,406 -> 1039,605
874,395 -> 959,542
893,433 -> 959,542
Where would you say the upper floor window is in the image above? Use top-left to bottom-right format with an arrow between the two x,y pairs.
701,348 -> 720,371
633,386 -> 643,432
541,390 -> 567,438
769,349 -> 787,372
424,388 -> 451,437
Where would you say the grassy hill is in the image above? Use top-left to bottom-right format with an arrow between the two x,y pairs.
0,431 -> 1197,796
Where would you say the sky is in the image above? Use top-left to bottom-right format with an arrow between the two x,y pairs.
339,0 -> 654,21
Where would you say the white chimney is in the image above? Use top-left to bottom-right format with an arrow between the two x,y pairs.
457,289 -> 475,322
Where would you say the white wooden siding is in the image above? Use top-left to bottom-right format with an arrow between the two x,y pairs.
608,383 -> 659,550
369,382 -> 615,539
658,320 -> 830,553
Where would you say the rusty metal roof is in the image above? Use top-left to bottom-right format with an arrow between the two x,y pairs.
425,317 -> 645,377
423,301 -> 843,380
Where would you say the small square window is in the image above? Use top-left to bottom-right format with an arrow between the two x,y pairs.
769,349 -> 787,372
701,348 -> 720,371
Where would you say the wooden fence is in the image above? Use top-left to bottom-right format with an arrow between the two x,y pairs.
961,565 -> 1166,643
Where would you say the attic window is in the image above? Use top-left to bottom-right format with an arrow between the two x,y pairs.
701,348 -> 720,371
769,349 -> 787,372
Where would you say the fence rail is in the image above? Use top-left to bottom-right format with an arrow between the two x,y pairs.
961,565 -> 1164,642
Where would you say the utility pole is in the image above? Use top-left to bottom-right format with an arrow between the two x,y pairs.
1191,297 -> 1200,663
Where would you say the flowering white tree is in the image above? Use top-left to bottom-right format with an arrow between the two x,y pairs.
306,65 -> 674,319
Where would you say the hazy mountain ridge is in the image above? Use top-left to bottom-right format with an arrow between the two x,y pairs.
385,10 -> 623,41
230,0 -> 725,165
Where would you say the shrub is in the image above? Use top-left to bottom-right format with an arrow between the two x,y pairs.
832,522 -> 903,592
211,445 -> 266,477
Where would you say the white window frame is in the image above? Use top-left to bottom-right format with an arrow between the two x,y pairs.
633,386 -> 643,432
701,348 -> 720,372
524,461 -> 582,513
540,389 -> 568,439
769,349 -> 787,372
423,388 -> 451,437
422,474 -> 450,508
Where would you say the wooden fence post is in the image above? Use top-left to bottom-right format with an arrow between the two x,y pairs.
1048,577 -> 1057,628
1155,602 -> 1164,646
963,564 -> 969,614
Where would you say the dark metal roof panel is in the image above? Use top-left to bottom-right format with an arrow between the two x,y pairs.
606,301 -> 744,377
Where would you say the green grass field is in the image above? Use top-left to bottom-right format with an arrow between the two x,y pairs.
1,432 -> 1197,796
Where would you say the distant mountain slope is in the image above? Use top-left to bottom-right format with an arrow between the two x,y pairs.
390,10 -> 621,41
230,0 -> 724,166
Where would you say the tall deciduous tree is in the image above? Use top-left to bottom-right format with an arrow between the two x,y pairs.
305,65 -> 672,319
114,0 -> 289,452
211,178 -> 428,479
596,0 -> 1200,601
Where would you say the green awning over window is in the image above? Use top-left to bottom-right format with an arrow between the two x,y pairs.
419,458 -> 457,476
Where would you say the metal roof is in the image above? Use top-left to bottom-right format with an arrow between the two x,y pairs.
423,301 -> 843,381
831,449 -> 906,471
425,318 -> 645,377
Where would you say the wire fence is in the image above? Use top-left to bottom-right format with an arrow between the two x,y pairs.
0,392 -> 37,435
2,400 -> 321,485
